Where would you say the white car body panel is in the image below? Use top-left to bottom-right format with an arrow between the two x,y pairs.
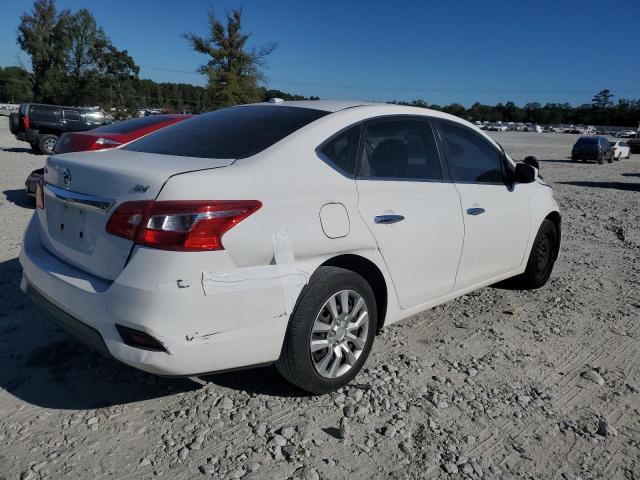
20,101 -> 560,376
453,182 -> 531,288
610,141 -> 630,159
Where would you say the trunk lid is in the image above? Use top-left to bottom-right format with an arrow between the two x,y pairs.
39,149 -> 234,280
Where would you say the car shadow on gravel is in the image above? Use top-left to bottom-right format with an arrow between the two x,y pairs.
0,257 -> 201,410
3,189 -> 35,209
201,365 -> 309,398
621,173 -> 640,178
559,180 -> 640,192
1,147 -> 36,154
537,158 -> 578,164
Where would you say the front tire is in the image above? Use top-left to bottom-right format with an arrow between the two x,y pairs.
276,266 -> 377,394
507,219 -> 558,289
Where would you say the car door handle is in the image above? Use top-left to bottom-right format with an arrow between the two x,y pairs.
374,214 -> 405,224
466,208 -> 485,216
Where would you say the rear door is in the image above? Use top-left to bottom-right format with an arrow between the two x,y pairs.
435,120 -> 531,289
355,117 -> 464,309
30,105 -> 60,131
62,109 -> 82,132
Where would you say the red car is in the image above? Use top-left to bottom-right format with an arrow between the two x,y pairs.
25,114 -> 193,197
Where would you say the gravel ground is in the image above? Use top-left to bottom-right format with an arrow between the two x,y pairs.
0,117 -> 639,480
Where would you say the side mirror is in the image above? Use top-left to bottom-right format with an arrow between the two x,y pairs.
515,163 -> 537,183
523,156 -> 539,170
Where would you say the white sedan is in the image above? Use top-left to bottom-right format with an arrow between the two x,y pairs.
20,101 -> 561,393
609,140 -> 631,160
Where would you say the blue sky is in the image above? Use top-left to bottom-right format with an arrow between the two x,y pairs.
1,0 -> 639,106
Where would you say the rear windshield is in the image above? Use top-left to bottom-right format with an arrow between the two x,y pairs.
123,105 -> 329,159
93,115 -> 176,134
577,137 -> 598,144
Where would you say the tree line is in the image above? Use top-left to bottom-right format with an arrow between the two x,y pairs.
390,90 -> 640,127
1,0 -> 638,127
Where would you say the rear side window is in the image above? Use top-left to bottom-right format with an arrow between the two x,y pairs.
30,106 -> 58,121
439,122 -> 504,183
358,119 -> 442,181
94,115 -> 176,134
320,126 -> 360,176
63,109 -> 80,121
124,106 -> 329,159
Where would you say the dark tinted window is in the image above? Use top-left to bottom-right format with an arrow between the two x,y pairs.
320,126 -> 360,176
63,109 -> 80,121
30,106 -> 58,121
440,122 -> 504,183
93,115 -> 176,134
124,106 -> 329,159
358,119 -> 442,180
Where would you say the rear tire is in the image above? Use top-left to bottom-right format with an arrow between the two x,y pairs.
598,156 -> 604,164
38,134 -> 58,155
9,112 -> 20,134
276,266 -> 377,394
506,219 -> 558,290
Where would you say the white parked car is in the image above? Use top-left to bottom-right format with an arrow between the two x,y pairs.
609,140 -> 631,160
20,101 -> 561,393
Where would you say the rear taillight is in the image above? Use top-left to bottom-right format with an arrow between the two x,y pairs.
105,200 -> 261,251
94,138 -> 122,147
24,114 -> 30,130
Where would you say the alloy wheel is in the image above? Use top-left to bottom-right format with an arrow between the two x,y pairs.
43,138 -> 56,154
309,289 -> 369,379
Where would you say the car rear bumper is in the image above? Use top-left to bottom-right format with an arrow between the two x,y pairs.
25,282 -> 112,356
572,152 -> 601,160
15,128 -> 40,143
19,215 -> 304,376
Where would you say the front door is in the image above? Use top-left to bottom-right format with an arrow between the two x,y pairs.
436,120 -> 531,289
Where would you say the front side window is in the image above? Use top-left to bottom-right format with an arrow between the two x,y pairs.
439,122 -> 504,183
124,105 -> 329,159
320,125 -> 360,176
358,119 -> 442,180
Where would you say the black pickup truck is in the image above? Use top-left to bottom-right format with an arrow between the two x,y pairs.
8,103 -> 110,154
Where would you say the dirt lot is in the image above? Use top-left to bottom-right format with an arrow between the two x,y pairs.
0,117 -> 638,480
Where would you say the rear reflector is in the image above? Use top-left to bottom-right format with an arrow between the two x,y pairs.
116,324 -> 167,352
105,200 -> 261,251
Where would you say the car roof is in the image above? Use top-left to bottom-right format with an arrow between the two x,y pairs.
250,99 -> 465,120
251,100 -> 375,112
